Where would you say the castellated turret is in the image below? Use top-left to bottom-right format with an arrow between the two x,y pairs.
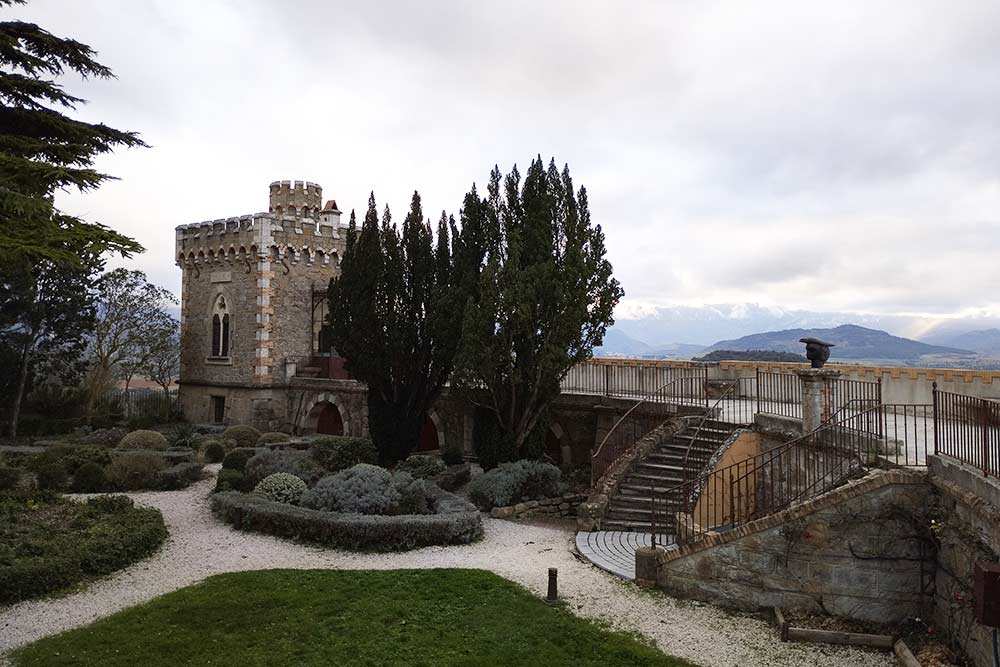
269,180 -> 323,218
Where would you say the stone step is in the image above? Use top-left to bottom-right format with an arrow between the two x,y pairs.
603,518 -> 675,532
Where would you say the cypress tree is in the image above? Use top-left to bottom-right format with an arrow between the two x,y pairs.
453,157 -> 623,461
327,192 -> 477,465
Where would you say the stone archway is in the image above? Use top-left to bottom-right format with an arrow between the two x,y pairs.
414,411 -> 446,453
301,392 -> 351,436
315,402 -> 344,436
546,421 -> 571,466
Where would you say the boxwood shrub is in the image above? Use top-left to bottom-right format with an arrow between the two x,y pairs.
0,494 -> 167,605
203,440 -> 226,463
211,485 -> 482,552
214,468 -> 248,493
157,462 -> 204,490
396,454 -> 446,480
253,472 -> 306,504
71,462 -> 108,492
222,425 -> 261,449
245,449 -> 324,488
467,459 -> 562,510
309,436 -> 376,472
119,429 -> 169,451
222,447 -> 260,472
256,432 -> 291,445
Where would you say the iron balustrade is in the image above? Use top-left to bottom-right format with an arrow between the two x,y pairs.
649,402 -> 932,548
590,373 -> 709,487
934,386 -> 999,476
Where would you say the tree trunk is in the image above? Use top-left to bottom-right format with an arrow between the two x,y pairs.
9,339 -> 33,438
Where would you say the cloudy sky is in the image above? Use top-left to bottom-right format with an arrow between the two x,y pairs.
16,0 -> 1000,322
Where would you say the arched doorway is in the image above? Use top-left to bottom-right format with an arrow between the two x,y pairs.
316,402 -> 344,436
415,415 -> 439,452
545,426 -> 562,464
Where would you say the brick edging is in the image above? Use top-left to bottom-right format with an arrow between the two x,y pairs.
660,468 -> 928,563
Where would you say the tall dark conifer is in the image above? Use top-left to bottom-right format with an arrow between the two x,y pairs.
453,158 -> 623,460
327,192 -> 478,465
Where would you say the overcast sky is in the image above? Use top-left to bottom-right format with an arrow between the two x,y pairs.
16,1 -> 1000,321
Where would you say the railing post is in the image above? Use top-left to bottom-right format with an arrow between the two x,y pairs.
983,397 -> 990,477
604,363 -> 611,397
932,382 -> 939,457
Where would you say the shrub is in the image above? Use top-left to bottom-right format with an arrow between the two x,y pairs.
222,447 -> 259,472
300,464 -> 434,516
79,427 -> 128,448
25,445 -> 76,473
0,494 -> 166,604
0,466 -> 21,493
256,431 -> 291,445
71,462 -> 108,492
441,441 -> 464,466
435,464 -> 471,493
119,429 -> 168,451
245,449 -> 324,488
253,472 -> 307,504
396,454 -> 446,480
203,440 -> 226,463
106,451 -> 167,491
214,468 -> 247,493
166,423 -> 201,449
212,486 -> 482,551
467,460 -> 561,510
157,462 -> 204,490
36,464 -> 69,491
222,425 -> 261,449
310,436 -> 376,472
126,415 -> 158,431
62,446 -> 113,475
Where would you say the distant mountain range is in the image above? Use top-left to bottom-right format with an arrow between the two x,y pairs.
703,324 -> 975,362
921,328 -> 1000,356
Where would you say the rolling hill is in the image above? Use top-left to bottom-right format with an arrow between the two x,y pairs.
704,324 -> 975,362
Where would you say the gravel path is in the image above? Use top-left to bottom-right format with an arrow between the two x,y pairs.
0,468 -> 893,667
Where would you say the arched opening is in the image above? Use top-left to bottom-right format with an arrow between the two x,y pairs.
544,426 -> 562,464
415,415 -> 440,452
315,402 -> 344,436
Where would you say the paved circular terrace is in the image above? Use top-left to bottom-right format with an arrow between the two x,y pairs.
575,531 -> 654,580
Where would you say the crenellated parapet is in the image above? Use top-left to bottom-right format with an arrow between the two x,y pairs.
269,180 -> 323,218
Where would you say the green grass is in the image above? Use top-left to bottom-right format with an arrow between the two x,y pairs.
11,569 -> 700,667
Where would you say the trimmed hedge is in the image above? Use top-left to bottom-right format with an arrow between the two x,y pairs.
397,454 -> 446,480
256,432 -> 291,445
157,462 -> 204,490
214,468 -> 248,493
245,449 -> 324,488
222,425 -> 261,449
204,440 -> 226,463
211,486 -> 483,552
119,430 -> 169,451
0,495 -> 167,605
222,447 -> 259,472
309,436 -> 376,472
467,460 -> 562,510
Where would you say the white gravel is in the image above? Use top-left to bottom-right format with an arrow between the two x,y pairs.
0,467 -> 893,667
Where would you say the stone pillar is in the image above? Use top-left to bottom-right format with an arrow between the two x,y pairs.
634,546 -> 659,588
795,368 -> 842,432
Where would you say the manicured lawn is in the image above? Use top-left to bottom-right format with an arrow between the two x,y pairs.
11,569 -> 700,667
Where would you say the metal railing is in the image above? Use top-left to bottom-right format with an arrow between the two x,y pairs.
754,370 -> 881,421
934,386 -> 998,476
650,402 -> 932,547
590,375 -> 709,487
561,360 -> 706,399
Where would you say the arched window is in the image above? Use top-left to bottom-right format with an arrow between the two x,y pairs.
211,295 -> 231,358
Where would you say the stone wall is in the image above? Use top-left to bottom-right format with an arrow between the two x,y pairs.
928,455 -> 1000,667
654,469 -> 934,623
489,493 -> 587,520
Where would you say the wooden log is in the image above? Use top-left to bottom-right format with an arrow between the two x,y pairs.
893,639 -> 922,667
786,627 -> 894,649
773,607 -> 788,642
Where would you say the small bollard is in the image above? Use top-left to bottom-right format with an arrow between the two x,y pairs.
546,567 -> 558,604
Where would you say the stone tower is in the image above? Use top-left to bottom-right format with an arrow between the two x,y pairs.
174,180 -> 347,428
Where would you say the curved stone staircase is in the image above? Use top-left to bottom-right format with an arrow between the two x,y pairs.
603,419 -> 742,533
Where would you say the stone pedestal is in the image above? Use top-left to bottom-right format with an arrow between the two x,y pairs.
634,546 -> 660,588
795,369 -> 842,433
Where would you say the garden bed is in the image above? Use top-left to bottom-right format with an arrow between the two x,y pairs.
0,494 -> 167,605
212,485 -> 483,551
